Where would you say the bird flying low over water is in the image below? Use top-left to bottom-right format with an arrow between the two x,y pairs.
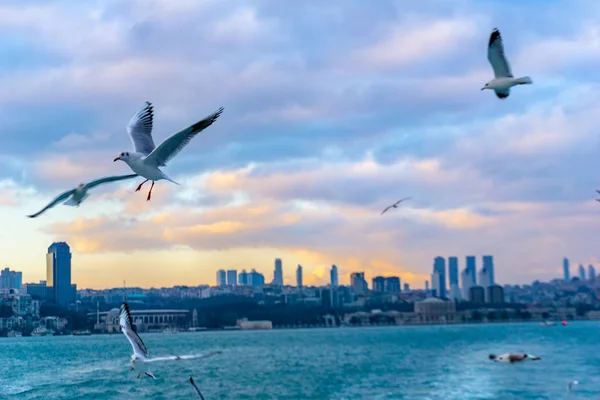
482,28 -> 532,99
119,302 -> 222,379
381,197 -> 411,215
488,353 -> 541,363
190,377 -> 206,399
27,174 -> 139,218
113,102 -> 224,201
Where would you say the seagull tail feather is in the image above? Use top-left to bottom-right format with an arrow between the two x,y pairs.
516,76 -> 532,85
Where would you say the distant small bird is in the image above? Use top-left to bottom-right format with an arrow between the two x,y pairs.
381,197 -> 411,215
190,377 -> 206,399
488,353 -> 541,363
568,380 -> 579,392
27,174 -> 138,218
482,28 -> 532,99
114,101 -> 224,201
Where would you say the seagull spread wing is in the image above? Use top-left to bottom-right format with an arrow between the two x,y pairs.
119,302 -> 148,359
487,28 -> 513,78
381,205 -> 393,215
27,188 -> 76,218
395,197 -> 411,205
127,101 -> 156,156
190,377 -> 206,400
143,107 -> 224,167
86,174 -> 139,190
145,350 -> 222,363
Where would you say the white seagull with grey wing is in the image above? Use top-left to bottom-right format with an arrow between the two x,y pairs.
113,102 -> 224,201
27,174 -> 138,218
482,28 -> 532,99
119,302 -> 222,380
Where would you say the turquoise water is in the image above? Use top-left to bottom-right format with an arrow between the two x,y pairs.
1,322 -> 599,399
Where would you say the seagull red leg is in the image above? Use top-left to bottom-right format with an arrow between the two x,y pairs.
147,181 -> 155,201
135,179 -> 149,192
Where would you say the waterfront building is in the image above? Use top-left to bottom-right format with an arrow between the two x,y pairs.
465,256 -> 477,285
46,242 -> 76,304
486,284 -> 504,304
350,272 -> 368,294
0,268 -> 22,289
385,277 -> 401,293
414,297 -> 457,323
216,270 -> 226,286
372,276 -> 385,292
432,257 -> 446,297
226,270 -> 237,286
478,268 -> 491,288
482,255 -> 494,285
469,286 -> 485,304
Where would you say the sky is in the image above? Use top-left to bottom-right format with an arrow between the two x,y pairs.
1,0 -> 600,289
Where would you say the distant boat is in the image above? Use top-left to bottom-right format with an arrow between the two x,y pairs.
162,327 -> 179,334
539,320 -> 556,326
6,331 -> 22,337
72,330 -> 92,336
31,327 -> 54,336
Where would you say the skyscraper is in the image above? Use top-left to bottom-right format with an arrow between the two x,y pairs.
296,265 -> 303,288
431,271 -> 441,297
432,257 -> 446,297
226,270 -> 237,286
478,268 -> 491,288
448,257 -> 460,299
460,268 -> 474,300
216,270 -> 226,286
482,255 -> 494,285
350,272 -> 367,294
563,258 -> 570,281
588,264 -> 596,282
330,265 -> 339,287
385,277 -> 401,293
372,276 -> 385,292
238,270 -> 248,285
578,264 -> 586,281
273,258 -> 283,286
0,268 -> 22,289
46,242 -> 75,304
466,256 -> 477,285
249,269 -> 265,286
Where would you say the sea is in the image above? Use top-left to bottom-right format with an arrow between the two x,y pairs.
1,321 -> 599,399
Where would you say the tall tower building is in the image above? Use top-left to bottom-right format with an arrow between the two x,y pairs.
330,265 -> 339,287
448,257 -> 460,299
578,264 -> 586,281
563,258 -> 570,281
478,268 -> 491,288
296,265 -> 303,288
226,270 -> 237,286
372,276 -> 385,292
466,256 -> 477,285
273,258 -> 284,286
0,268 -> 22,289
432,257 -> 446,297
46,242 -> 75,304
350,272 -> 367,294
588,264 -> 596,282
482,255 -> 494,285
461,268 -> 474,300
216,270 -> 226,286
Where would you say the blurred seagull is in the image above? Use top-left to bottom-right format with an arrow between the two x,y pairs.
119,302 -> 222,379
381,197 -> 411,215
190,377 -> 206,399
482,28 -> 532,99
113,102 -> 224,201
568,380 -> 578,392
595,190 -> 600,202
488,353 -> 541,363
27,174 -> 138,218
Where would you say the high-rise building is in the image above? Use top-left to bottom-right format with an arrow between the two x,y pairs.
478,268 -> 491,288
448,257 -> 459,286
578,264 -> 586,281
273,258 -> 283,286
563,258 -> 570,281
46,242 -> 75,304
372,276 -> 385,292
431,271 -> 441,297
330,265 -> 339,287
350,272 -> 368,294
0,268 -> 22,289
249,269 -> 265,286
296,265 -> 303,288
425,280 -> 429,291
482,255 -> 494,285
469,286 -> 485,303
461,268 -> 474,300
216,270 -> 226,286
432,257 -> 446,297
466,256 -> 477,285
385,277 -> 401,293
450,283 -> 461,300
238,270 -> 248,285
589,264 -> 596,282
226,270 -> 237,286
487,285 -> 504,304
403,283 -> 410,291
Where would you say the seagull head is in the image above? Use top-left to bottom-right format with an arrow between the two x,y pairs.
114,152 -> 131,163
481,82 -> 490,90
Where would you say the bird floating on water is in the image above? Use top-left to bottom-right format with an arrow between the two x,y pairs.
119,302 -> 222,379
27,174 -> 138,218
381,197 -> 411,215
114,102 -> 224,201
488,353 -> 541,363
482,28 -> 533,99
190,377 -> 206,399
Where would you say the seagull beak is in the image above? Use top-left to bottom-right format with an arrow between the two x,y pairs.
113,157 -> 120,162
481,87 -> 485,90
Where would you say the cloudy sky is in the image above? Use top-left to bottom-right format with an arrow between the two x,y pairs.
2,0 -> 599,289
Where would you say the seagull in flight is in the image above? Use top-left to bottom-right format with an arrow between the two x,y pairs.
114,102 -> 224,201
482,28 -> 532,99
568,380 -> 578,392
27,174 -> 138,218
119,302 -> 222,379
488,353 -> 541,363
190,377 -> 206,399
381,197 -> 411,215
